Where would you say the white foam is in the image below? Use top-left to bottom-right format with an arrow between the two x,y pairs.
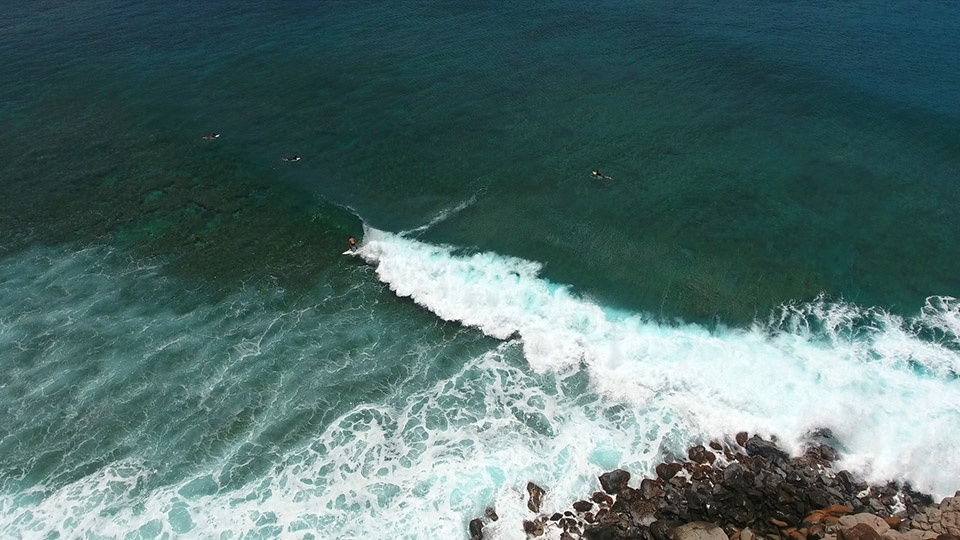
4,238 -> 960,540
1,344 -> 670,540
355,228 -> 960,498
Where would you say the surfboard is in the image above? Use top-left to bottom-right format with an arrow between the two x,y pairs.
342,250 -> 356,256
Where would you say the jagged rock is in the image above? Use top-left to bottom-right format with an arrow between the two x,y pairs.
527,482 -> 546,513
469,518 -> 484,540
642,478 -> 665,500
568,436 -> 948,540
485,507 -> 499,521
669,521 -> 730,540
523,518 -> 545,537
600,469 -> 632,495
736,432 -> 749,447
723,463 -> 746,488
592,491 -> 615,506
574,500 -> 595,512
610,495 -> 658,527
808,488 -> 831,508
657,463 -> 684,481
745,436 -> 789,461
837,471 -> 857,494
690,445 -> 718,465
586,510 -> 637,540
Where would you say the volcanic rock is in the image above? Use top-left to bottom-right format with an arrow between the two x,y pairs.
600,469 -> 632,495
469,518 -> 484,540
527,482 -> 546,513
658,463 -> 684,481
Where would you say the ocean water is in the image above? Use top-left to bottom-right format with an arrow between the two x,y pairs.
1,1 -> 959,539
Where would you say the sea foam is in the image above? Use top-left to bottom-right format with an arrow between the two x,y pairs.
356,228 -> 960,499
3,237 -> 958,540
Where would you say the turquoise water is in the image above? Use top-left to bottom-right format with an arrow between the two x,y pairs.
2,2 -> 959,538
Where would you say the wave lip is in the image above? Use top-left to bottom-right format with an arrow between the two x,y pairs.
357,227 -> 606,370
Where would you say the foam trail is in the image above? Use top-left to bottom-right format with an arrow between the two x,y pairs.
401,188 -> 483,236
356,228 -> 960,498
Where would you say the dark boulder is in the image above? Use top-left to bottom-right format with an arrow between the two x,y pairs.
745,436 -> 789,461
600,469 -> 632,495
523,518 -> 545,537
688,445 -> 717,464
469,518 -> 484,540
657,463 -> 683,481
818,444 -> 837,463
592,491 -> 615,506
722,463 -> 745,488
574,500 -> 595,512
641,478 -> 664,500
527,482 -> 546,513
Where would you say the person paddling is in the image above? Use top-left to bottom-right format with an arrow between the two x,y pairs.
281,155 -> 301,162
202,133 -> 221,140
591,169 -> 612,180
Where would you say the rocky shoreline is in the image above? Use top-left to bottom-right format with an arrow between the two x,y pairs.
469,432 -> 959,540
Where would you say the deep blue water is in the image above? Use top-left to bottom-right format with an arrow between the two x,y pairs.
1,2 -> 959,538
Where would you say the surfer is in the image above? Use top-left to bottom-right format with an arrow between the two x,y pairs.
281,155 -> 301,162
347,237 -> 357,251
202,133 -> 220,140
591,169 -> 612,180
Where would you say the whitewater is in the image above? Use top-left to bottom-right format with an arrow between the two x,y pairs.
356,228 -> 960,496
3,229 -> 959,539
